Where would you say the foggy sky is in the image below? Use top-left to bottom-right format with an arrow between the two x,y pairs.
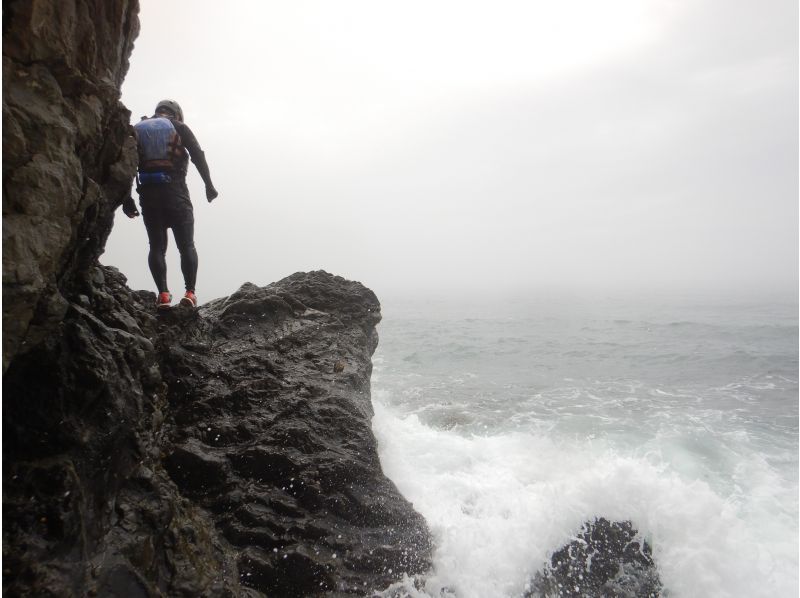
102,0 -> 798,303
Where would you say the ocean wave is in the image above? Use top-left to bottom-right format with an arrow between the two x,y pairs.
371,400 -> 798,598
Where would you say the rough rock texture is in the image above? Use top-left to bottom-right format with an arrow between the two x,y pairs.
159,272 -> 432,594
4,267 -> 432,597
525,518 -> 662,598
2,0 -> 139,373
3,2 -> 431,596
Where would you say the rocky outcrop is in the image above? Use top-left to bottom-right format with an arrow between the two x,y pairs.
160,271 -> 431,594
3,2 -> 431,596
3,267 -> 432,596
525,518 -> 662,598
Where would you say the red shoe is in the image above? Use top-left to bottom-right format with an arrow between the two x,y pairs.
180,290 -> 197,308
156,291 -> 172,310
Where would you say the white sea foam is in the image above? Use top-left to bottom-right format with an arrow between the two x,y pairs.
372,395 -> 798,598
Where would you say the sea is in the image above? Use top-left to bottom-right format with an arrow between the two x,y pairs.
369,292 -> 798,598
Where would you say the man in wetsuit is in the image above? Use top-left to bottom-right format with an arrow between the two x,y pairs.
121,99 -> 218,309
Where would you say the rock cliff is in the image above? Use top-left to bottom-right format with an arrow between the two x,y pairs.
3,2 -> 431,596
2,0 -> 139,374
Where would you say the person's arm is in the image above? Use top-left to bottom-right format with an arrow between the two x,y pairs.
176,122 -> 218,201
121,127 -> 140,217
121,195 -> 139,218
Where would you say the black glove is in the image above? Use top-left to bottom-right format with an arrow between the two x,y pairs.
122,197 -> 139,218
206,186 -> 218,202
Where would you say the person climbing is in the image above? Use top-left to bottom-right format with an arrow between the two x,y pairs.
121,99 -> 218,310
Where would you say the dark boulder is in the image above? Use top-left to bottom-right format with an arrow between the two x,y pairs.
525,518 -> 662,598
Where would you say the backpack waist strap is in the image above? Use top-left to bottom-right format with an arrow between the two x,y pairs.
138,171 -> 172,185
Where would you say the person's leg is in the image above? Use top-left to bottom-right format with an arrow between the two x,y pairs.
166,181 -> 198,292
146,229 -> 169,292
140,195 -> 170,293
172,218 -> 198,292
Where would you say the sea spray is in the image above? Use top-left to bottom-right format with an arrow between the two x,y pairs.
372,397 -> 797,598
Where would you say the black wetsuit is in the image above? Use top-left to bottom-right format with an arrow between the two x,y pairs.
135,118 -> 214,294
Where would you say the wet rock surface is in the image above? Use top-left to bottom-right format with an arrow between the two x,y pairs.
3,265 -> 240,597
159,272 -> 432,595
525,518 -> 662,598
3,268 -> 432,597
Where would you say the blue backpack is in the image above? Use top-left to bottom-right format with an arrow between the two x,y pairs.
134,117 -> 184,184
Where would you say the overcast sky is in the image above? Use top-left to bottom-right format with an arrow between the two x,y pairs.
102,0 -> 798,304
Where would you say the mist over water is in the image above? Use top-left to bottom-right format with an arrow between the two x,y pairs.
370,293 -> 798,597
